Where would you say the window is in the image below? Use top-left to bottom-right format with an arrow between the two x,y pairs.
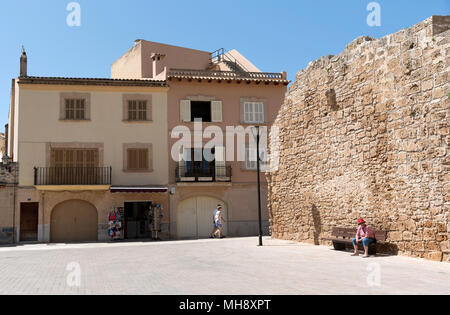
51,148 -> 99,167
123,143 -> 153,172
127,148 -> 149,170
50,148 -> 100,184
65,99 -> 86,120
180,99 -> 223,122
123,94 -> 152,122
128,100 -> 148,121
244,102 -> 264,123
60,93 -> 90,121
191,101 -> 212,122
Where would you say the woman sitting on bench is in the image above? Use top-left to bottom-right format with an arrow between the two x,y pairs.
352,219 -> 376,258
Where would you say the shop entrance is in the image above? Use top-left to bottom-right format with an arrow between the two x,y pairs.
124,202 -> 152,239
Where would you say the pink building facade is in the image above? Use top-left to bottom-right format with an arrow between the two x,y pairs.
113,40 -> 288,239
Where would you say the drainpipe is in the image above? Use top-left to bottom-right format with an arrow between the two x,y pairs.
12,164 -> 17,243
41,192 -> 45,242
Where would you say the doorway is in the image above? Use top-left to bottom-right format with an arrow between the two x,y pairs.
176,197 -> 228,239
20,202 -> 39,242
51,200 -> 98,243
124,202 -> 152,239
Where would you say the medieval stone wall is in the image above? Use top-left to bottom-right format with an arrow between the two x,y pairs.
268,16 -> 450,262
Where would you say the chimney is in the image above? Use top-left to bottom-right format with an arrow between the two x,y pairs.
151,53 -> 167,80
20,46 -> 27,77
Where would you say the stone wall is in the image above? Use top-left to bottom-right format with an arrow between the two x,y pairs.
0,163 -> 18,243
268,16 -> 450,262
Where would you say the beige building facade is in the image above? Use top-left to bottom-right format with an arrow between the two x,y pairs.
5,40 -> 288,243
8,74 -> 170,243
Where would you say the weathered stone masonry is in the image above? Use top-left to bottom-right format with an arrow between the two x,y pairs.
0,163 -> 18,243
268,16 -> 450,262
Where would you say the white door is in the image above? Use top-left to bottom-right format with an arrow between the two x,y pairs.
176,196 -> 228,239
176,197 -> 197,239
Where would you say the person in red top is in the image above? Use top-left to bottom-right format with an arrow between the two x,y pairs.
352,219 -> 376,258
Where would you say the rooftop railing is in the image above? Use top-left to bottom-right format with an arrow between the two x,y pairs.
168,69 -> 285,80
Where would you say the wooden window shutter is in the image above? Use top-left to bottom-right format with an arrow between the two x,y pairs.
240,100 -> 247,123
180,100 -> 191,122
211,101 -> 223,122
146,100 -> 152,121
138,149 -> 148,169
138,101 -> 147,121
127,148 -> 149,170
128,100 -> 136,121
127,149 -> 136,170
148,145 -> 153,171
51,149 -> 65,167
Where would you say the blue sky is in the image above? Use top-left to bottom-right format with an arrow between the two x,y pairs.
0,0 -> 448,126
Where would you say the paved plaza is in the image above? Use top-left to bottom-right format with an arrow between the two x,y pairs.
0,237 -> 449,295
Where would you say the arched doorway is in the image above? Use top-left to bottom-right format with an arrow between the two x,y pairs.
177,196 -> 228,239
51,200 -> 98,243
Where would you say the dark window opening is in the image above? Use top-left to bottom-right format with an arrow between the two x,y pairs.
191,101 -> 211,122
185,148 -> 216,177
124,202 -> 153,239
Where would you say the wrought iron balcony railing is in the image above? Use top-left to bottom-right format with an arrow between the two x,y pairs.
34,167 -> 112,186
176,165 -> 232,183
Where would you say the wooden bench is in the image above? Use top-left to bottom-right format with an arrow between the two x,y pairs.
323,227 -> 387,255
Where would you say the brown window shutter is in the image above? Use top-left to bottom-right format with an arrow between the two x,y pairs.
148,145 -> 153,171
139,149 -> 148,169
65,150 -> 74,167
51,149 -> 64,167
93,149 -> 99,167
127,149 -> 137,170
147,101 -> 152,121
138,101 -> 147,121
127,149 -> 133,169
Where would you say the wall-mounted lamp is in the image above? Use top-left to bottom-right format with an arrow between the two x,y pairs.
2,155 -> 10,165
1,155 -> 12,173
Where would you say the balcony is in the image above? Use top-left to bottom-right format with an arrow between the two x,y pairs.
34,167 -> 112,186
176,165 -> 232,183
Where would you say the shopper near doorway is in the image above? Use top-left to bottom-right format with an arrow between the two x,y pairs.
210,205 -> 225,239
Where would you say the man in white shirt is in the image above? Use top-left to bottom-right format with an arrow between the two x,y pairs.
209,205 -> 225,238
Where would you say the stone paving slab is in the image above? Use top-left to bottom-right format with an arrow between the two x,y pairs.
0,237 -> 448,295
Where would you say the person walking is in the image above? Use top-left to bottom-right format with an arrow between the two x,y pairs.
210,205 -> 225,238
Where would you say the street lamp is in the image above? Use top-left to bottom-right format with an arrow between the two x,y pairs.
251,126 -> 263,247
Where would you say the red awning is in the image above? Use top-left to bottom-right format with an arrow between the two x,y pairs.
110,187 -> 168,193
